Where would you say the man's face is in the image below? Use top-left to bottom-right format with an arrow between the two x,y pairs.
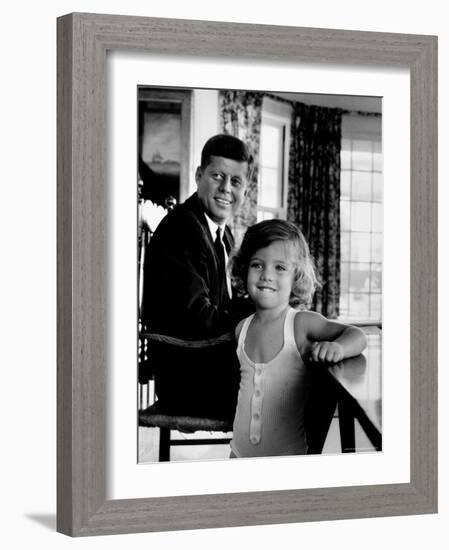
195,155 -> 248,225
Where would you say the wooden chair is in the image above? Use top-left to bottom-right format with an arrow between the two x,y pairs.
138,206 -> 235,461
138,332 -> 235,462
139,402 -> 233,461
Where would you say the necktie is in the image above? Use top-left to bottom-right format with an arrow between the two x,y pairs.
214,228 -> 227,300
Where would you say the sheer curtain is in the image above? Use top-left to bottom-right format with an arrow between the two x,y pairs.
287,102 -> 342,318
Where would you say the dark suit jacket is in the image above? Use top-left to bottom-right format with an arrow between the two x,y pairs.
141,193 -> 251,419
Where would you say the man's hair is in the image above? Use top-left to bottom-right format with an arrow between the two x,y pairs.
230,219 -> 320,309
200,134 -> 252,169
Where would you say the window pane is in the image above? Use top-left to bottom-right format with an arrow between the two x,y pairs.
372,202 -> 383,232
341,231 -> 350,259
339,292 -> 350,318
348,293 -> 370,319
373,141 -> 382,172
371,233 -> 383,262
338,127 -> 382,323
371,263 -> 382,291
370,294 -> 382,320
260,124 -> 281,167
257,210 -> 275,222
351,202 -> 371,232
340,201 -> 351,231
260,167 -> 280,208
340,261 -> 350,293
340,170 -> 351,200
351,139 -> 372,171
349,262 -> 371,292
340,139 -> 351,170
372,172 -> 383,202
350,232 -> 371,262
351,171 -> 372,201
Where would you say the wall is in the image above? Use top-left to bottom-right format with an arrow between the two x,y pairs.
1,1 -> 446,549
190,89 -> 219,195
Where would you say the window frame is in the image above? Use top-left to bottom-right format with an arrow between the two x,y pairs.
257,99 -> 291,221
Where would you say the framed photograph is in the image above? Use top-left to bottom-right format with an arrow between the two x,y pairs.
57,13 -> 437,536
136,84 -> 383,465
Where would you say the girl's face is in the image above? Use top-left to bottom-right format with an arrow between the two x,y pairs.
247,240 -> 297,313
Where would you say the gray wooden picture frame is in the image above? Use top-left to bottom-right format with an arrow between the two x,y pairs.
57,12 -> 438,537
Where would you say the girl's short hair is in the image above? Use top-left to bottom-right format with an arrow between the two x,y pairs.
230,219 -> 319,309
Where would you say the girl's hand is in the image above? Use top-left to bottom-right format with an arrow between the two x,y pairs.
310,341 -> 345,363
295,311 -> 368,362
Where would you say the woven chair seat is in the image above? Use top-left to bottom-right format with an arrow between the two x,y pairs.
139,402 -> 233,434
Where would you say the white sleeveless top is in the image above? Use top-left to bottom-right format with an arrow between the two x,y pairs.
230,307 -> 309,458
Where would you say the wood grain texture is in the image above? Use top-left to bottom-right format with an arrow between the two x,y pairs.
409,35 -> 438,508
56,12 -> 438,536
57,13 -> 74,536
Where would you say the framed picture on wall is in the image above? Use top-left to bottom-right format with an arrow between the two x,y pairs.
138,87 -> 192,207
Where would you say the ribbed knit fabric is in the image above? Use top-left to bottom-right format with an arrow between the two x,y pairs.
230,307 -> 309,458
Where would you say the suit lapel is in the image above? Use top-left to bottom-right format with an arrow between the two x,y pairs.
186,193 -> 215,245
185,193 -> 233,302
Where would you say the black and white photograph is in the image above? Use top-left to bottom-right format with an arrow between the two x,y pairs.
137,86 -> 383,463
3,0 -> 444,544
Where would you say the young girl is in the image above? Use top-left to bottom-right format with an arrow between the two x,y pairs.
229,219 -> 367,458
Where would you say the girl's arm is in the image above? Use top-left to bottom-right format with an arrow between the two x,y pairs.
296,311 -> 367,363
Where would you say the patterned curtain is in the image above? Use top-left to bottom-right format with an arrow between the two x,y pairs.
287,103 -> 342,318
219,90 -> 263,246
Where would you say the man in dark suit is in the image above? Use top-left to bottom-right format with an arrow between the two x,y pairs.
141,134 -> 252,420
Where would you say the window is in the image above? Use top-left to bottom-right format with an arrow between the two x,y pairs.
257,105 -> 290,221
339,115 -> 383,323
